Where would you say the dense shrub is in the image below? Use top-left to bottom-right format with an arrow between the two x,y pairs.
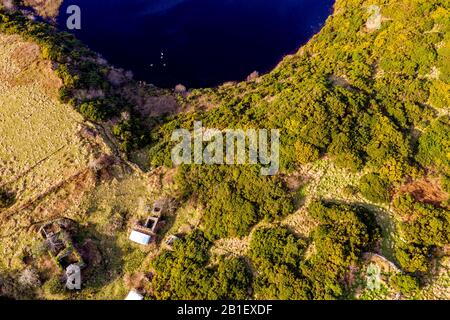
394,194 -> 450,247
113,120 -> 150,153
210,257 -> 252,300
151,230 -> 251,300
77,60 -> 109,89
305,202 -> 381,299
359,173 -> 392,204
253,265 -> 312,300
55,64 -> 79,89
249,227 -> 310,299
442,175 -> 450,194
393,194 -> 449,274
176,165 -> 294,239
248,202 -> 380,300
416,117 -> 450,175
42,277 -> 66,295
294,141 -> 320,165
395,244 -> 430,274
79,99 -> 113,122
250,227 -> 307,270
389,274 -> 420,298
402,206 -> 450,247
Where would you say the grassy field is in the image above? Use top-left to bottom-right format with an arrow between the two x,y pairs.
0,34 -> 159,299
0,33 -> 93,272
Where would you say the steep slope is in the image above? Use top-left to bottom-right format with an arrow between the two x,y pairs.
147,0 -> 450,300
0,33 -> 155,300
0,0 -> 448,300
0,33 -> 100,273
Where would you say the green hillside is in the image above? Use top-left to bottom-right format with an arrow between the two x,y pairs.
148,0 -> 450,299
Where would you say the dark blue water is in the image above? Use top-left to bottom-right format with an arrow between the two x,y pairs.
58,0 -> 334,88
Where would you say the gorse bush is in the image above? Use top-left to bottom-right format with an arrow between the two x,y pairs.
359,173 -> 392,204
294,141 -> 320,165
250,227 -> 307,271
250,227 -> 310,300
402,205 -> 449,248
151,230 -> 251,300
113,119 -> 150,153
395,244 -> 430,274
416,117 -> 450,175
79,99 -> 111,122
304,202 -> 381,299
42,277 -> 66,296
247,202 -> 380,300
393,194 -> 450,274
442,175 -> 450,195
149,202 -> 380,300
394,194 -> 450,247
176,165 -> 295,239
389,274 -> 420,298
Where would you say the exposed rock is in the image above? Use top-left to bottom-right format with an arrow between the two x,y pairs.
89,153 -> 116,172
366,5 -> 382,31
1,0 -> 16,11
18,268 -> 41,289
108,68 -> 127,86
22,0 -> 63,19
246,71 -> 259,81
175,84 -> 187,93
77,125 -> 98,140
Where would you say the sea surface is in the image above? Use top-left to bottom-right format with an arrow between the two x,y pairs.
58,0 -> 334,88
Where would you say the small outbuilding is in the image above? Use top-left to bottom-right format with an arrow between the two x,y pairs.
129,216 -> 160,246
129,230 -> 153,246
125,290 -> 144,301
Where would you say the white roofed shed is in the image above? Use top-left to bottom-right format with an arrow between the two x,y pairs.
125,290 -> 144,300
129,230 -> 152,245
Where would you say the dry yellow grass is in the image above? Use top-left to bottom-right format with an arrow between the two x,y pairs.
0,34 -> 92,209
0,34 -> 97,270
0,34 -> 156,299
